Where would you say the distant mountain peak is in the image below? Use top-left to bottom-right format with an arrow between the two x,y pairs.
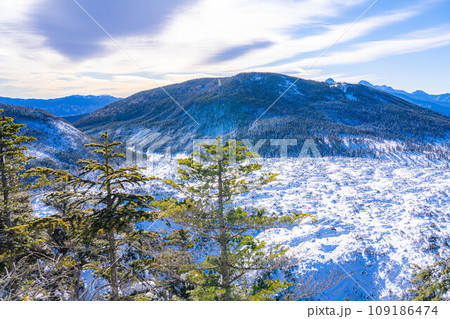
358,80 -> 373,87
359,81 -> 394,91
412,90 -> 427,96
325,78 -> 337,85
358,81 -> 450,116
0,94 -> 121,117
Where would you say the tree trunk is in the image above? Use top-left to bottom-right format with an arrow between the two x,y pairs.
0,152 -> 10,229
104,134 -> 119,301
217,160 -> 232,300
74,254 -> 82,300
108,231 -> 119,301
0,151 -> 13,260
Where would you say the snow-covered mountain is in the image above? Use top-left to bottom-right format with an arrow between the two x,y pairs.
74,72 -> 450,157
0,94 -> 121,118
358,80 -> 450,117
72,72 -> 450,300
1,104 -> 95,169
9,72 -> 447,301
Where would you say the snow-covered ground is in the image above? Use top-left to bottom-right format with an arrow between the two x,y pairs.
142,154 -> 450,301
31,153 -> 450,300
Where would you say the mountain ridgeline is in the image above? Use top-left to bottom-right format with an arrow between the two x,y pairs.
0,95 -> 121,118
358,81 -> 450,117
1,104 -> 94,169
74,73 -> 450,158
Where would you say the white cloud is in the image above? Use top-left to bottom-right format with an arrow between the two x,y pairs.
199,8 -> 422,74
0,0 -> 449,97
90,1 -> 422,82
296,26 -> 450,67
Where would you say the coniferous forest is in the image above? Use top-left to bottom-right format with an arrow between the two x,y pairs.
0,110 -> 448,301
0,111 -> 315,301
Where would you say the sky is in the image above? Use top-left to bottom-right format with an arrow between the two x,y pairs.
0,0 -> 449,99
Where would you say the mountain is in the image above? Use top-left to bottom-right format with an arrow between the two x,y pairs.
1,104 -> 94,169
61,113 -> 90,123
74,72 -> 450,158
0,95 -> 121,117
358,80 -> 450,117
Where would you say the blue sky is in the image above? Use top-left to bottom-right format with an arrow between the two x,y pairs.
0,0 -> 449,98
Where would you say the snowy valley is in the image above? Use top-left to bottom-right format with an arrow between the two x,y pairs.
131,154 -> 450,301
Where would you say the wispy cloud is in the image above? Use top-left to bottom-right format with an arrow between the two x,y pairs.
29,0 -> 197,60
244,26 -> 450,72
296,26 -> 450,67
203,7 -> 423,73
208,41 -> 274,63
0,0 -> 449,97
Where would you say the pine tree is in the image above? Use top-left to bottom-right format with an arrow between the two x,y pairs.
161,139 -> 312,300
23,167 -> 94,300
408,258 -> 450,301
0,110 -> 57,300
71,132 -> 157,300
0,110 -> 36,271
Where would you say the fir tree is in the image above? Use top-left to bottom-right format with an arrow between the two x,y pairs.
409,258 -> 450,301
23,167 -> 94,300
161,139 -> 312,300
0,110 -> 36,272
71,132 -> 157,300
0,110 -> 57,300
